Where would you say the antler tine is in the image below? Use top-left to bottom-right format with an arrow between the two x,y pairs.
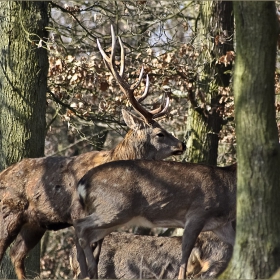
150,92 -> 170,120
136,73 -> 149,103
110,25 -> 117,70
96,30 -> 116,77
131,66 -> 144,91
97,38 -> 113,75
118,36 -> 125,77
96,26 -> 123,78
97,27 -> 130,90
150,92 -> 167,114
96,37 -> 109,64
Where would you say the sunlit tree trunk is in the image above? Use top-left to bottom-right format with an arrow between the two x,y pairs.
184,1 -> 234,165
0,1 -> 49,278
220,2 -> 280,278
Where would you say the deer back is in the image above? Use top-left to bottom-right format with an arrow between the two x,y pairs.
75,160 -> 236,231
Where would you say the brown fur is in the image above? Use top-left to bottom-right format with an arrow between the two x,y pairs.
186,231 -> 233,278
70,231 -> 232,279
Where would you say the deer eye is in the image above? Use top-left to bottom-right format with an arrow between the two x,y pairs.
156,132 -> 165,138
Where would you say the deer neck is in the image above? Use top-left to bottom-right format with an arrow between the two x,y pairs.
109,129 -> 147,161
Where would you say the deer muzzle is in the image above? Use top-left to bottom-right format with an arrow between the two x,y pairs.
172,142 -> 186,155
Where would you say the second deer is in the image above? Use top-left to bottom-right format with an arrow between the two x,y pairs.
72,160 -> 236,279
70,231 -> 233,279
0,27 -> 185,279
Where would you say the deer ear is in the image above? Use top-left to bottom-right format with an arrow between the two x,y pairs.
122,109 -> 146,130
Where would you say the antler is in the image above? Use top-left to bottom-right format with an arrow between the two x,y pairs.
97,25 -> 169,123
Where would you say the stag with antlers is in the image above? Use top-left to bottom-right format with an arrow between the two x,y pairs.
0,26 -> 185,279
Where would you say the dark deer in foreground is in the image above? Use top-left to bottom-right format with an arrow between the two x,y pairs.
72,160 -> 236,279
0,27 -> 185,279
70,231 -> 233,279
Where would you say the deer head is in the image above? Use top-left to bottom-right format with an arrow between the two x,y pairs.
97,26 -> 185,160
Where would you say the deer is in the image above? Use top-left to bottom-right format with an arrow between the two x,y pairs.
72,159 -> 237,279
0,26 -> 185,279
70,232 -> 182,279
69,231 -> 233,279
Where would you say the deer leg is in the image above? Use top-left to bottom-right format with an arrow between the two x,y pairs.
75,237 -> 89,279
0,203 -> 25,269
93,239 -> 104,266
87,238 -> 105,279
178,216 -> 205,280
9,224 -> 45,279
86,238 -> 104,279
74,214 -> 125,279
74,238 -> 104,279
73,207 -> 135,279
0,223 -> 20,264
0,230 -> 20,267
86,246 -> 98,279
77,235 -> 98,279
73,234 -> 104,279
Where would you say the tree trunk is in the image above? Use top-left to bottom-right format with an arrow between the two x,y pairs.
220,2 -> 280,278
184,1 -> 234,165
0,1 -> 49,278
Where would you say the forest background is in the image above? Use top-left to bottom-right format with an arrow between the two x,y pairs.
1,1 -> 280,278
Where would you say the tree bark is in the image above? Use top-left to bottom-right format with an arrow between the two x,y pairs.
184,1 -> 234,165
0,1 -> 49,278
220,2 -> 280,278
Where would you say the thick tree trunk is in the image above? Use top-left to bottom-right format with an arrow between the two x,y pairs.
220,2 -> 280,278
0,1 -> 49,278
184,1 -> 234,165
